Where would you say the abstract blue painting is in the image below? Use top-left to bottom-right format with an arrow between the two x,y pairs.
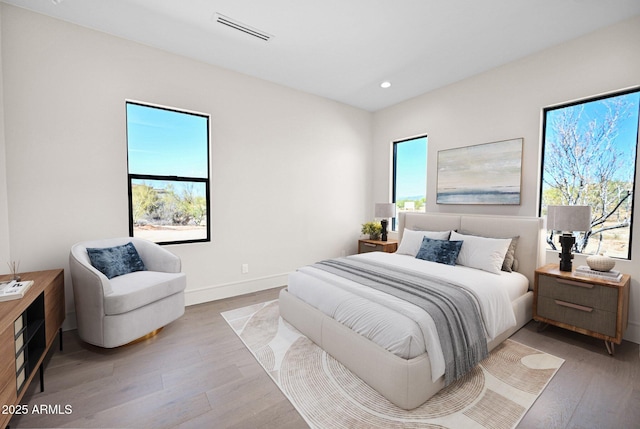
437,138 -> 523,205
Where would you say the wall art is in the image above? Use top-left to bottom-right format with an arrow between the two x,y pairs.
436,138 -> 523,205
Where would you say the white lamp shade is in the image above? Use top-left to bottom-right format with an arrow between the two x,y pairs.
375,203 -> 396,218
547,205 -> 592,232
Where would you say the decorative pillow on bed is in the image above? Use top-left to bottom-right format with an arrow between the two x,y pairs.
396,228 -> 452,256
458,230 -> 519,272
449,231 -> 511,274
415,237 -> 463,265
502,236 -> 519,272
86,242 -> 147,279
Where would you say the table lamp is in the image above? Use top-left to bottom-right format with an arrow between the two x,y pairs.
546,205 -> 592,271
375,203 -> 396,242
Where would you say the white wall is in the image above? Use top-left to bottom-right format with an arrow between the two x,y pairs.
0,5 -> 372,326
0,6 -> 10,265
373,16 -> 640,343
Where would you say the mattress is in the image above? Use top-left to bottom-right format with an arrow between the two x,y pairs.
287,251 -> 528,381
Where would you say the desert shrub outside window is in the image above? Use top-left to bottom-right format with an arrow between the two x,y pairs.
126,101 -> 210,244
540,87 -> 639,259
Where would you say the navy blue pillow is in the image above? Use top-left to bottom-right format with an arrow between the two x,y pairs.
87,242 -> 147,279
415,237 -> 463,266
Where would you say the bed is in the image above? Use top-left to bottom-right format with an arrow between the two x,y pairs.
279,212 -> 545,410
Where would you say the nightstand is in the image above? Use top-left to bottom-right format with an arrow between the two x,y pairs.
358,239 -> 398,254
533,263 -> 630,355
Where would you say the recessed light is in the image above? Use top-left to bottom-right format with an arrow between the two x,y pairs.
380,81 -> 391,89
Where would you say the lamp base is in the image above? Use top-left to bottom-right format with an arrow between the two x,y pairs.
558,233 -> 575,272
381,219 -> 388,242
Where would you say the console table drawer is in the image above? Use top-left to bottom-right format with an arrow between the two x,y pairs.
14,331 -> 25,355
537,296 -> 617,337
537,274 -> 617,311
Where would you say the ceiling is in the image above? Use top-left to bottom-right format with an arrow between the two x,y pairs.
2,0 -> 640,111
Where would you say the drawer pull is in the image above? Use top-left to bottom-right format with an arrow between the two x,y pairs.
555,299 -> 593,313
558,278 -> 594,289
363,243 -> 377,247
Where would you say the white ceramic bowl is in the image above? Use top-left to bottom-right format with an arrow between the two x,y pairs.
586,254 -> 615,272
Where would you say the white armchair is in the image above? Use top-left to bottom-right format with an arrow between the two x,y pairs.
69,237 -> 186,348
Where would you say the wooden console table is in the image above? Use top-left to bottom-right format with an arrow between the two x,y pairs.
0,269 -> 65,428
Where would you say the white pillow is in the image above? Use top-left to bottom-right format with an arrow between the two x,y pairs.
397,229 -> 451,256
449,231 -> 511,274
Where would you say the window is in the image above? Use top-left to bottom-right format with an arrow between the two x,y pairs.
540,88 -> 639,259
392,135 -> 427,230
126,101 -> 210,244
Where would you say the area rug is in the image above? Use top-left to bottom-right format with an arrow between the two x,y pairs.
221,300 -> 563,429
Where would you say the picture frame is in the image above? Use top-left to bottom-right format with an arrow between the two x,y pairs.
436,138 -> 523,205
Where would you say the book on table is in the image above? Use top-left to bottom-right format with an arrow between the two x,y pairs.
0,280 -> 34,302
574,265 -> 622,282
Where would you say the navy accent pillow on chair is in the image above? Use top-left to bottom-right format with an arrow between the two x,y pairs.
415,237 -> 463,266
87,242 -> 147,279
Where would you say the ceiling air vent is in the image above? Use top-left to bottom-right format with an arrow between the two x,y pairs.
214,13 -> 273,42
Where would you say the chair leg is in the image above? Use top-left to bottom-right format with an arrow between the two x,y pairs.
39,364 -> 44,392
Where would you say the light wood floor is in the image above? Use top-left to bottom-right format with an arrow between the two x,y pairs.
9,287 -> 640,429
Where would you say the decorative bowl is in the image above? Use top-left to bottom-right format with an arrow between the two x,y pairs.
586,254 -> 615,272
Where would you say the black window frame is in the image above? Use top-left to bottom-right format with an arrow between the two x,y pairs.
126,100 -> 211,245
538,87 -> 639,260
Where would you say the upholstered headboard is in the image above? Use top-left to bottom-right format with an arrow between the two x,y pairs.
398,212 -> 545,287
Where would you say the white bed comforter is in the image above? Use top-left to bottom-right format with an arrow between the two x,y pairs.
287,252 -> 527,382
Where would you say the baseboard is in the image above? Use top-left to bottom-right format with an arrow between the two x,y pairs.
184,273 -> 289,306
62,313 -> 77,332
624,320 -> 640,344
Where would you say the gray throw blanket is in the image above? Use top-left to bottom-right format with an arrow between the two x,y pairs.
313,257 -> 488,386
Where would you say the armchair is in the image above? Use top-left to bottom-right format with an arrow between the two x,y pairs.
69,237 -> 186,348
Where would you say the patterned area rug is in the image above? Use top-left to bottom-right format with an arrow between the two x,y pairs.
221,300 -> 563,429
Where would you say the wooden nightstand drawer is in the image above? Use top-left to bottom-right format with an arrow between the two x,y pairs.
359,242 -> 384,253
358,239 -> 398,254
537,296 -> 616,337
537,275 -> 617,312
